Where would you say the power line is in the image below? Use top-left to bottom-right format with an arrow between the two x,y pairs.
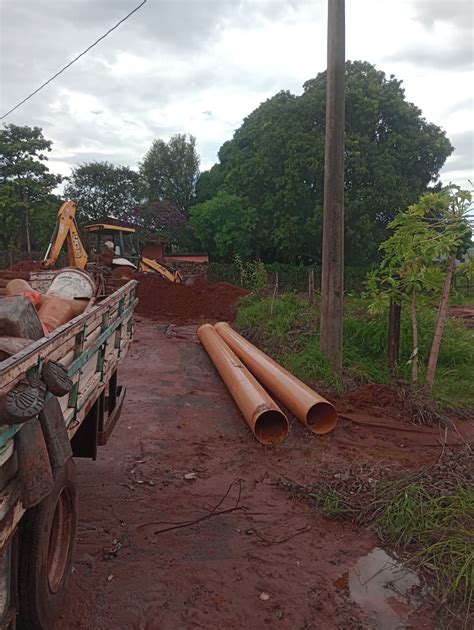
0,0 -> 147,121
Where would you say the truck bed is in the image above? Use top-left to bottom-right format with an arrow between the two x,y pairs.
0,279 -> 138,551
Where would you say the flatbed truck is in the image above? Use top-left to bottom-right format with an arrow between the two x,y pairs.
0,275 -> 137,629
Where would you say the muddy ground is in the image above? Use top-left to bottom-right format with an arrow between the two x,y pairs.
55,315 -> 471,630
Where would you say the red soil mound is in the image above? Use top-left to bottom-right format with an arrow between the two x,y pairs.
136,275 -> 248,323
8,260 -> 44,272
110,266 -> 141,280
343,383 -> 401,409
450,305 -> 474,328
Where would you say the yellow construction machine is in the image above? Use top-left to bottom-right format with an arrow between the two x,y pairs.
43,200 -> 89,270
43,201 -> 183,283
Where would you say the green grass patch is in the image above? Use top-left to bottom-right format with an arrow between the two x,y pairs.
449,292 -> 474,306
374,481 -> 474,614
281,451 -> 474,623
236,293 -> 474,407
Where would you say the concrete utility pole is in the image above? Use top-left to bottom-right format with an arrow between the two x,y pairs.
320,0 -> 345,372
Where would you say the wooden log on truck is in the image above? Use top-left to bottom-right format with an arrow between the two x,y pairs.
0,296 -> 44,340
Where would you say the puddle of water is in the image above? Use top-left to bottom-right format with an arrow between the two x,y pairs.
341,547 -> 421,629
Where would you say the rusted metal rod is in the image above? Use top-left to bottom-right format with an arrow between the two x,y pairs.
197,324 -> 288,445
214,322 -> 337,434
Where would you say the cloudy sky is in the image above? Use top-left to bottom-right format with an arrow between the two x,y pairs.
0,0 -> 473,187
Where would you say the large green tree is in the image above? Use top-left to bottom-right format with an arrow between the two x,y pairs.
140,134 -> 200,213
135,198 -> 194,248
64,161 -> 141,224
0,124 -> 62,255
190,192 -> 257,259
192,61 -> 453,263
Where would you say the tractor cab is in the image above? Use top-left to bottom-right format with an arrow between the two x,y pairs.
84,224 -> 139,268
83,222 -> 183,283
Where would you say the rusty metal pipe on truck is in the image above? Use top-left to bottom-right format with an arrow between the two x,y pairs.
198,324 -> 288,445
214,322 -> 338,434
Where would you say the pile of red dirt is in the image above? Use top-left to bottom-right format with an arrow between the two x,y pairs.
135,274 -> 248,323
341,383 -> 401,410
450,304 -> 474,328
8,260 -> 44,272
110,266 -> 141,280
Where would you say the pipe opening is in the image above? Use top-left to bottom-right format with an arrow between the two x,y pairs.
254,410 -> 288,445
306,402 -> 338,434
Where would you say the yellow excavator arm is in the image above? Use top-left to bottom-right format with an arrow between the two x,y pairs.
43,201 -> 89,270
139,256 -> 183,283
42,201 -> 183,283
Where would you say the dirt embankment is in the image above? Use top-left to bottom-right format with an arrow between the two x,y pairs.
138,276 -> 247,323
111,271 -> 248,323
1,262 -> 248,324
8,260 -> 44,272
450,304 -> 474,328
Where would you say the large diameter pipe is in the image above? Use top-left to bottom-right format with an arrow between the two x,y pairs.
214,322 -> 337,434
197,324 -> 288,445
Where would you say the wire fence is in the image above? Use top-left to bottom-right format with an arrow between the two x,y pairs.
208,263 -> 373,294
0,250 -> 69,269
208,262 -> 474,297
1,253 -> 471,297
0,250 -> 44,269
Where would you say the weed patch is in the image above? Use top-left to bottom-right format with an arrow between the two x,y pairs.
236,294 -> 474,409
279,448 -> 474,625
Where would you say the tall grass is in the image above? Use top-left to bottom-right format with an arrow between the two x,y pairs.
236,294 -> 474,406
375,482 -> 474,614
294,474 -> 474,620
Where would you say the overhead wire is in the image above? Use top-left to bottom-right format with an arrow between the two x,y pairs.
0,0 -> 147,120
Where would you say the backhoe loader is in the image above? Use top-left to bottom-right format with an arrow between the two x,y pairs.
42,201 -> 183,283
43,200 -> 88,270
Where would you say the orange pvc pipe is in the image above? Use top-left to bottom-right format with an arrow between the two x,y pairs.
214,322 -> 338,434
197,324 -> 288,445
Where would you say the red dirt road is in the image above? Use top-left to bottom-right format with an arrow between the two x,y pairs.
56,317 -> 436,630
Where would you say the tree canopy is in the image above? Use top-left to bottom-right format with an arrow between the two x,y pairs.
0,124 -> 61,253
64,161 -> 141,224
140,133 -> 200,214
190,192 -> 257,259
367,185 -> 472,384
191,61 -> 453,264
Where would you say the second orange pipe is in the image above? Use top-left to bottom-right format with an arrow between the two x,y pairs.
214,322 -> 338,434
197,324 -> 288,445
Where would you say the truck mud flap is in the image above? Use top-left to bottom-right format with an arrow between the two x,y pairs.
16,418 -> 53,509
98,386 -> 125,446
39,397 -> 73,470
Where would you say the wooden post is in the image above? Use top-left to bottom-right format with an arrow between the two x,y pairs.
410,292 -> 419,383
308,269 -> 315,305
425,255 -> 455,391
388,299 -> 401,371
25,207 -> 31,258
270,272 -> 279,315
320,0 -> 345,372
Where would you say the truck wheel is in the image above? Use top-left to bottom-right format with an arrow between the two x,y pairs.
17,458 -> 78,630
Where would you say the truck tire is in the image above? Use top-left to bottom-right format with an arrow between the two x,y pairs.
17,458 -> 78,630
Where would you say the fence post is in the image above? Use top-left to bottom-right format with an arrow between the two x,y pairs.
308,269 -> 315,305
270,272 -> 279,315
388,298 -> 401,371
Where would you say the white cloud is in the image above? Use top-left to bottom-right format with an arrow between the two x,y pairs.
0,0 -> 472,187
